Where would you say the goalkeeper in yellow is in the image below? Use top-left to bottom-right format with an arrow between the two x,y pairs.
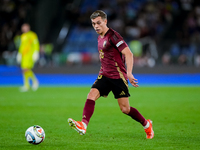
16,23 -> 40,92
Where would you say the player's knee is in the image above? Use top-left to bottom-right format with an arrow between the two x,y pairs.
120,106 -> 130,114
23,69 -> 30,73
87,92 -> 94,99
87,89 -> 100,101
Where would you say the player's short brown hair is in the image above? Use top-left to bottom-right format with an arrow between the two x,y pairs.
90,10 -> 107,20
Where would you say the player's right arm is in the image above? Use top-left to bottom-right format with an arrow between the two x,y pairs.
16,34 -> 24,63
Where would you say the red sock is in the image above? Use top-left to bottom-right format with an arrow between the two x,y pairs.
127,107 -> 147,126
81,99 -> 95,126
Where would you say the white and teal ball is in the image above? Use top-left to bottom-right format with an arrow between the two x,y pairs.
25,125 -> 45,145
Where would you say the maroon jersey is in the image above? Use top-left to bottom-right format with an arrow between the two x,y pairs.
98,28 -> 128,80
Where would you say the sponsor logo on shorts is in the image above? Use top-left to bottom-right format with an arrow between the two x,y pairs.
120,91 -> 125,96
98,75 -> 102,79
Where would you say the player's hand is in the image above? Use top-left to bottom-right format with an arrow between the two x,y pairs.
127,73 -> 139,87
16,53 -> 21,64
32,51 -> 39,62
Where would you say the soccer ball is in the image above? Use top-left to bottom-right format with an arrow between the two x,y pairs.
25,125 -> 45,145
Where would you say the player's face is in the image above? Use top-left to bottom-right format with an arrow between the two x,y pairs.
91,16 -> 107,36
21,24 -> 30,33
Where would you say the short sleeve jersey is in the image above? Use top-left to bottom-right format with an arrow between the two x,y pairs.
98,28 -> 128,80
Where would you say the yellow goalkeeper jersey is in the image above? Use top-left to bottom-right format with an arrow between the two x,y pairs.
19,31 -> 39,69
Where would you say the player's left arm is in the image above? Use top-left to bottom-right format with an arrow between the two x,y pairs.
121,47 -> 139,87
32,33 -> 40,62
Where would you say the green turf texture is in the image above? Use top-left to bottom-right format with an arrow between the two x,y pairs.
0,86 -> 200,150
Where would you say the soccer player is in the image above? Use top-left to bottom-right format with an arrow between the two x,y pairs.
68,10 -> 154,139
16,23 -> 40,92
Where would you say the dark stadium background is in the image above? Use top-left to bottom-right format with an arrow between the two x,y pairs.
0,0 -> 200,85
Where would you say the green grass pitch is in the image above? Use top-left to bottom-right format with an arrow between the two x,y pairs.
0,86 -> 200,150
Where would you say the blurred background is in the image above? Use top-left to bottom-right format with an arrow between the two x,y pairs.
0,0 -> 200,75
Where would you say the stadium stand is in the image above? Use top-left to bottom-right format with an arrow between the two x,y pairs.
0,0 -> 200,67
